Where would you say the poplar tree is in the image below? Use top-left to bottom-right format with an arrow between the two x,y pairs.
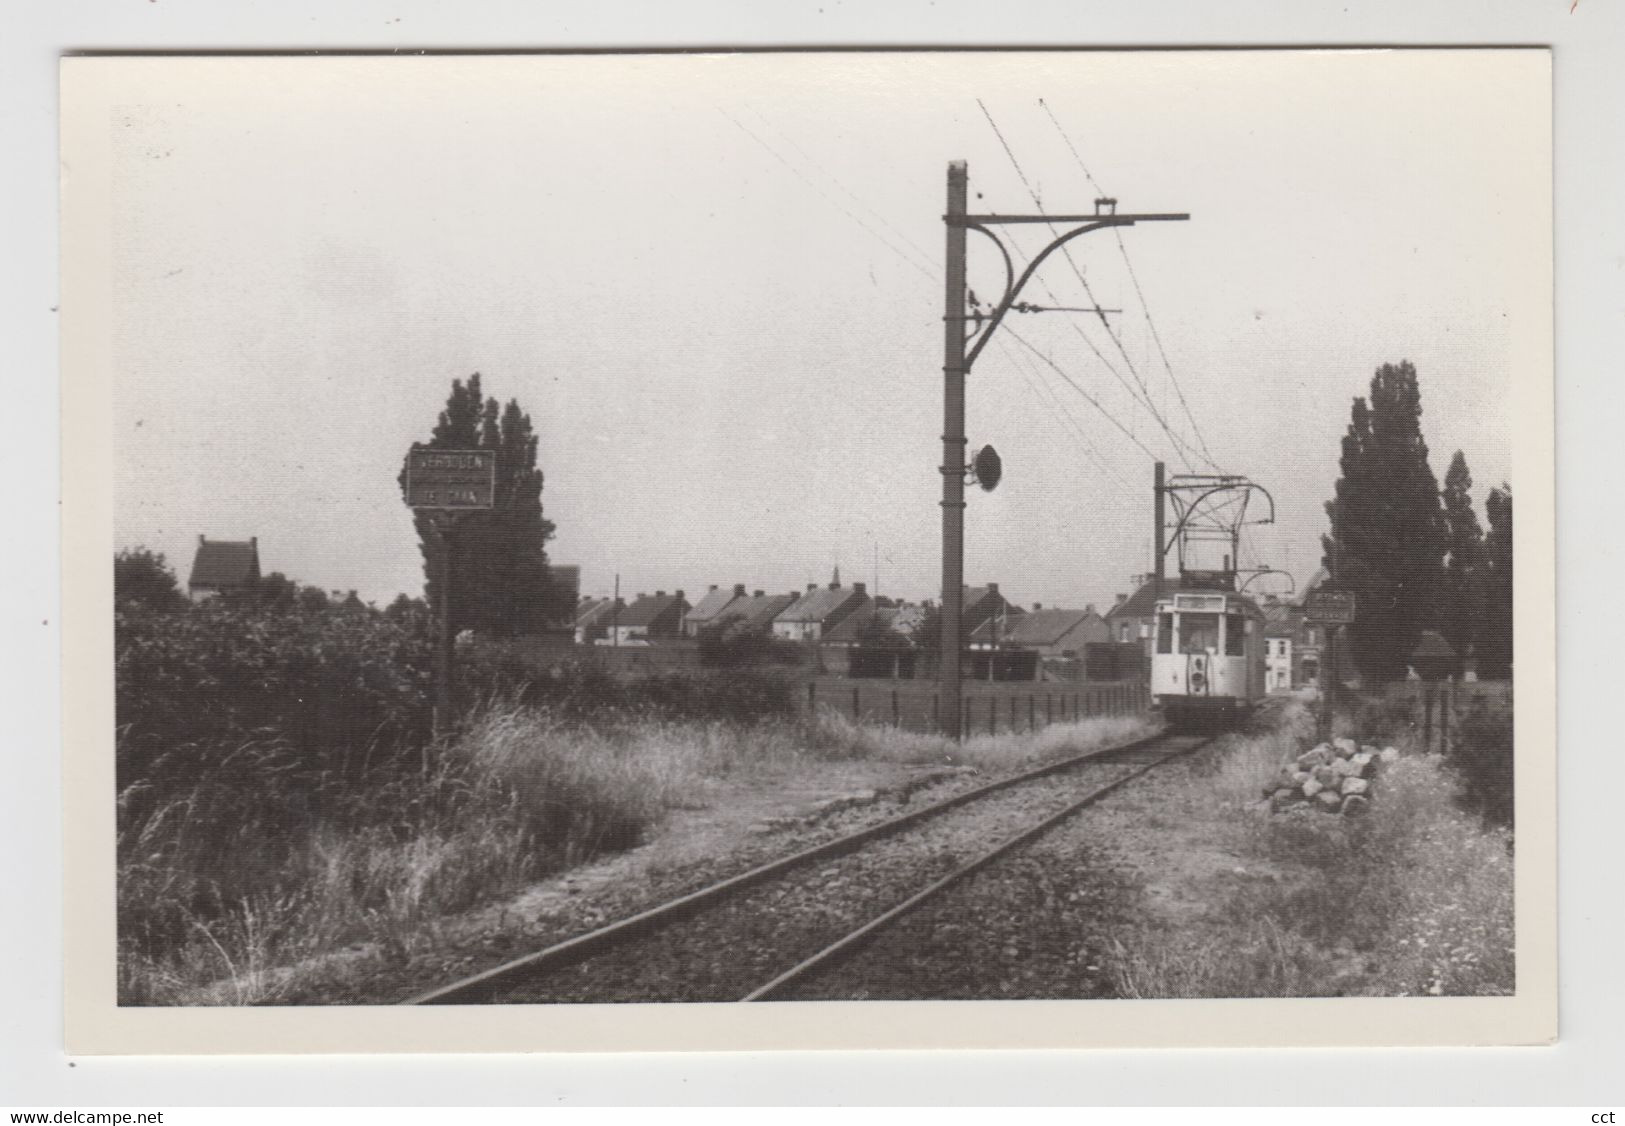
401,374 -> 559,637
1480,484 -> 1514,678
1323,361 -> 1446,683
1440,450 -> 1485,664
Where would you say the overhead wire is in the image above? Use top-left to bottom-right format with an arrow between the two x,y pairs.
720,108 -> 939,285
732,102 -> 1136,488
1038,97 -> 1223,473
1003,325 -> 1162,464
993,336 -> 1130,490
976,99 -> 1209,473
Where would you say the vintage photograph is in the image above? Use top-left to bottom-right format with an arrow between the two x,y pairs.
64,49 -> 1552,1046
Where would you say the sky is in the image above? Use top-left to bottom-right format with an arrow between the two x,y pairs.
99,51 -> 1546,610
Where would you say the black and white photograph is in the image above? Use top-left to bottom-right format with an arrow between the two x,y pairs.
61,49 -> 1554,1052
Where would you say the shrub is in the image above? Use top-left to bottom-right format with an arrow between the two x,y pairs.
1450,688 -> 1514,827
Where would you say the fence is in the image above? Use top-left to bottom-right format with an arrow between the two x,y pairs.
1357,679 -> 1513,756
800,677 -> 1149,735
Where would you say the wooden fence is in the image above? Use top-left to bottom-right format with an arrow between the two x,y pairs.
800,677 -> 1149,735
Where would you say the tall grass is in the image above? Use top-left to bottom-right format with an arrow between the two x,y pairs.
805,708 -> 1155,770
1109,704 -> 1515,998
118,697 -> 1155,1004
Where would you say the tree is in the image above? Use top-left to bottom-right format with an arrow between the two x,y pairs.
400,374 -> 559,637
1439,450 -> 1486,665
1323,361 -> 1446,683
1480,484 -> 1514,679
114,548 -> 187,613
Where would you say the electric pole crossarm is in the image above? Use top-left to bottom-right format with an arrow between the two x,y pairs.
955,213 -> 1192,225
960,214 -> 1188,372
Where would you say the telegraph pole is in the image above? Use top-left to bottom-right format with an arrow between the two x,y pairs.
940,161 -> 970,738
1153,461 -> 1166,598
935,161 -> 1187,738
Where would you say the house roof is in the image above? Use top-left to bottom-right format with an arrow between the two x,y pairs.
188,538 -> 260,589
970,607 -> 1100,647
685,586 -> 744,624
574,598 -> 620,629
964,585 -> 1019,616
727,592 -> 799,632
617,592 -> 688,628
775,586 -> 865,625
819,603 -> 881,644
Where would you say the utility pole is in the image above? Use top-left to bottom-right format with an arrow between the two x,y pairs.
936,160 -> 1187,738
940,161 -> 970,737
431,515 -> 456,737
1153,461 -> 1166,599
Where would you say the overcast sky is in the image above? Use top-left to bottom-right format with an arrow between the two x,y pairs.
98,51 -> 1546,609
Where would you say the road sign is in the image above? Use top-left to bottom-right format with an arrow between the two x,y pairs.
404,449 -> 496,509
1304,589 -> 1357,624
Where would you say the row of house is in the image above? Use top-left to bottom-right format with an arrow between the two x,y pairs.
182,535 -> 1141,684
567,574 -> 1143,683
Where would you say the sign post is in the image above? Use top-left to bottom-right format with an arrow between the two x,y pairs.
403,449 -> 496,736
1305,590 -> 1356,743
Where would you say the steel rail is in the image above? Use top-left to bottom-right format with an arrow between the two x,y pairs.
741,734 -> 1215,1001
403,726 -> 1173,1005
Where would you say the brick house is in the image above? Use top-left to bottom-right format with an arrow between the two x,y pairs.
772,581 -> 869,642
683,584 -> 748,639
611,590 -> 690,644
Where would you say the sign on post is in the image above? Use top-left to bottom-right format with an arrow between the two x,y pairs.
403,449 -> 496,509
1305,589 -> 1357,624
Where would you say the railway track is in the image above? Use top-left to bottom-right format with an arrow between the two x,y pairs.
404,728 -> 1215,1005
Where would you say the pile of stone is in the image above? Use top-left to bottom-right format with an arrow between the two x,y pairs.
1262,738 -> 1400,816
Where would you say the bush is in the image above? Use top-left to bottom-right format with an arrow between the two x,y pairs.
1451,689 -> 1514,827
116,598 -> 434,792
457,641 -> 797,726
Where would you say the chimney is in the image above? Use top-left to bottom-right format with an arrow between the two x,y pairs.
828,580 -> 840,590
709,584 -> 718,592
734,583 -> 746,597
754,590 -> 764,598
1033,602 -> 1042,611
1084,603 -> 1096,616
1114,593 -> 1127,606
198,534 -> 206,544
807,583 -> 818,592
250,536 -> 257,548
853,582 -> 866,596
675,589 -> 685,601
988,582 -> 999,594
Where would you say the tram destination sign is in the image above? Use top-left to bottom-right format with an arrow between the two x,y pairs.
403,449 -> 496,509
1304,589 -> 1357,624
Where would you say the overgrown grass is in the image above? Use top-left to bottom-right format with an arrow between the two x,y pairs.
805,708 -> 1155,771
119,696 -> 1153,1004
1108,701 -> 1514,999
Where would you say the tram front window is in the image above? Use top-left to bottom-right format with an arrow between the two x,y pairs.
1179,612 -> 1219,654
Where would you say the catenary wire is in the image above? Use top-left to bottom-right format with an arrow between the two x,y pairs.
1038,97 -> 1223,472
976,99 -> 1207,473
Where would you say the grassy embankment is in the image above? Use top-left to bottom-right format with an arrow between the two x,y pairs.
119,662 -> 1151,1005
1107,698 -> 1515,998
